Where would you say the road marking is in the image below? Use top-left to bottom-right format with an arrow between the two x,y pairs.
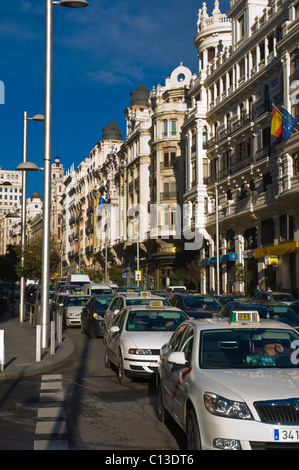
34,374 -> 69,451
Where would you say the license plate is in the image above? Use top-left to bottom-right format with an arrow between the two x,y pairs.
274,428 -> 299,441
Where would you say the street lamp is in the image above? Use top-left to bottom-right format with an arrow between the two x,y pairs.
17,112 -> 44,324
41,0 -> 88,348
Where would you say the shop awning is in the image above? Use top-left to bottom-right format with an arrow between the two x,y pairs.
254,241 -> 299,259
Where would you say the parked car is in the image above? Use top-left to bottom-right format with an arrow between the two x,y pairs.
252,291 -> 296,305
157,312 -> 299,450
104,293 -> 170,333
214,294 -> 250,306
60,294 -> 90,328
168,293 -> 222,318
82,283 -> 113,296
81,294 -> 115,338
290,301 -> 299,315
104,301 -> 189,383
219,299 -> 299,330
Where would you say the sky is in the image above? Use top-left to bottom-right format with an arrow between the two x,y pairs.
0,0 -> 230,197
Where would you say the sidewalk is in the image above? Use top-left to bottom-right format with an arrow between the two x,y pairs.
0,309 -> 74,381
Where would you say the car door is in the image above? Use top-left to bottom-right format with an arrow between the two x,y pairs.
107,309 -> 127,365
162,324 -> 189,413
170,326 -> 194,428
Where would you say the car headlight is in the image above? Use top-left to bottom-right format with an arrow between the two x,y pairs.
92,313 -> 104,320
204,393 -> 252,420
129,349 -> 152,355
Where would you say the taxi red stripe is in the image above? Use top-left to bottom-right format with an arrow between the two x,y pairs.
171,366 -> 192,400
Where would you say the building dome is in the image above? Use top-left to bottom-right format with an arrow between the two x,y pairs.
31,191 -> 42,200
130,83 -> 150,107
102,121 -> 122,141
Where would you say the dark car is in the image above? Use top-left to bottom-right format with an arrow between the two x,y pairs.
214,294 -> 250,306
168,293 -> 222,319
252,291 -> 296,305
81,294 -> 115,338
219,299 -> 299,330
290,301 -> 299,316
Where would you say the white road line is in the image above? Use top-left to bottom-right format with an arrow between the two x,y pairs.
34,374 -> 69,451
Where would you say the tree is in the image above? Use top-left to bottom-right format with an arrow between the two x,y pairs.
15,235 -> 60,283
170,268 -> 187,286
233,263 -> 250,293
108,266 -> 125,285
186,256 -> 203,291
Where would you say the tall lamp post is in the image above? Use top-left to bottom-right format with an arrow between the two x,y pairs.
19,112 -> 44,324
41,0 -> 88,348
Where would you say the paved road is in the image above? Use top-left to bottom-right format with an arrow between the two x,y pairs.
0,327 -> 186,451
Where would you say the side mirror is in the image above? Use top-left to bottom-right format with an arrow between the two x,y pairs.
110,325 -> 120,333
167,351 -> 187,366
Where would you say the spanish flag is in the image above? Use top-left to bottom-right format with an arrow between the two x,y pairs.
271,106 -> 283,137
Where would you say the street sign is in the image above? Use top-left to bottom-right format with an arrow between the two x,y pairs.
264,256 -> 278,265
135,270 -> 142,281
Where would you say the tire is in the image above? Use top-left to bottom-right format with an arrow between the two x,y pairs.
186,408 -> 202,450
117,352 -> 131,384
104,344 -> 111,368
157,379 -> 170,423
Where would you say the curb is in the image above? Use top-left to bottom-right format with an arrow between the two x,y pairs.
0,335 -> 74,382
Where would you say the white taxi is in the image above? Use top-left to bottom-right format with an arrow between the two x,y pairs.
103,301 -> 188,384
157,311 -> 299,450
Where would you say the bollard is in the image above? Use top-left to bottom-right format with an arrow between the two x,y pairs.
50,321 -> 55,355
0,330 -> 5,372
57,314 -> 62,344
36,325 -> 41,363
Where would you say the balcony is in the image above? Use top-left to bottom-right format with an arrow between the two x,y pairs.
160,191 -> 178,201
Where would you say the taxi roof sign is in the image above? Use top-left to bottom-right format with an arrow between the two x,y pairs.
139,291 -> 151,297
230,311 -> 260,324
148,300 -> 164,308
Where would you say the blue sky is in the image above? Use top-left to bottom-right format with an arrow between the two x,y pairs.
0,0 -> 230,196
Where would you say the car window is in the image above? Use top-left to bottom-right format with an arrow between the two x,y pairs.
180,326 -> 194,364
200,328 -> 299,369
115,298 -> 123,310
168,324 -> 188,351
126,310 -> 187,332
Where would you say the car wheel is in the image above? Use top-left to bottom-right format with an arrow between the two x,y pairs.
186,408 -> 201,450
117,351 -> 131,384
104,344 -> 111,368
157,379 -> 169,423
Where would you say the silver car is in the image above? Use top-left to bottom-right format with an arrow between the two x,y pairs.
103,301 -> 188,383
104,293 -> 170,333
61,294 -> 90,328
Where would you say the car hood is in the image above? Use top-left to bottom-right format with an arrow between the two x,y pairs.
125,331 -> 174,349
201,369 -> 299,403
66,306 -> 83,313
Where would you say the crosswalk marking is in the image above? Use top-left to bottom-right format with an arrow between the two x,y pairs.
34,374 -> 69,451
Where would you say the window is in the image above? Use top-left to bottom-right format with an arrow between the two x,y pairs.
238,15 -> 245,39
280,214 -> 294,242
261,218 -> 275,245
202,126 -> 207,149
171,120 -> 177,136
207,47 -> 215,62
163,205 -> 178,226
163,120 -> 168,137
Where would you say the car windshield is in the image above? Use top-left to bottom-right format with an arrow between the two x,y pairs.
66,296 -> 90,306
230,303 -> 299,325
92,289 -> 112,295
272,294 -> 295,302
126,298 -> 168,306
126,310 -> 187,332
200,328 -> 299,369
94,297 -> 114,308
183,297 -> 221,309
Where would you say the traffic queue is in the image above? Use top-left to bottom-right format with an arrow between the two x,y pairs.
50,280 -> 299,450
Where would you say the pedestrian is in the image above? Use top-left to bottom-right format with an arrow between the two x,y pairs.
255,285 -> 261,294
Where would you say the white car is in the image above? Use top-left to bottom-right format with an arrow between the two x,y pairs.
103,301 -> 188,383
61,294 -> 90,327
157,311 -> 299,450
104,293 -> 170,333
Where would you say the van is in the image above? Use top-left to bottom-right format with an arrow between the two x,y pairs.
168,286 -> 187,292
65,274 -> 91,288
83,283 -> 113,296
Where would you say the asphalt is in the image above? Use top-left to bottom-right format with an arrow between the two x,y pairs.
0,308 -> 74,382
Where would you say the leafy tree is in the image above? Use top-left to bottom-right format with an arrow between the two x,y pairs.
15,235 -> 60,283
108,266 -> 125,285
186,256 -> 203,291
170,267 -> 187,286
233,263 -> 250,293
